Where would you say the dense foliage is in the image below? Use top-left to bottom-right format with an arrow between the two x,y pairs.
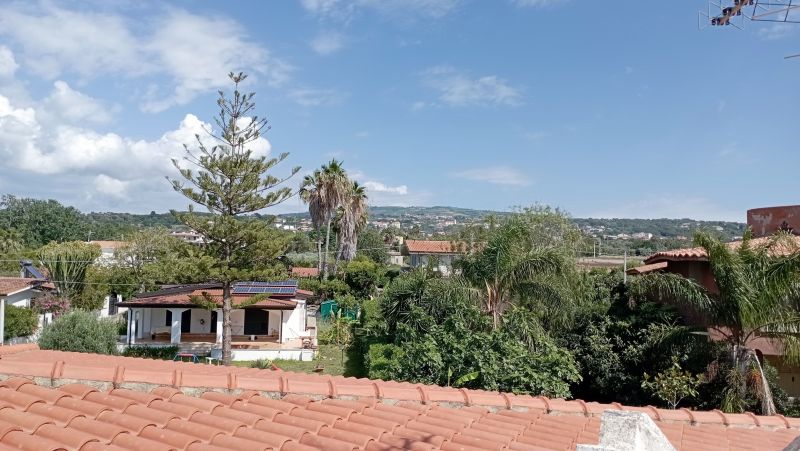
122,345 -> 180,360
3,305 -> 38,340
38,311 -> 118,355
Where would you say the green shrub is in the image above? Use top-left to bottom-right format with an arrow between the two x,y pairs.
38,310 -> 118,354
4,305 -> 38,340
122,345 -> 179,360
250,358 -> 274,369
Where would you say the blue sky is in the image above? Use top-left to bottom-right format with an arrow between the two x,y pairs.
0,0 -> 797,221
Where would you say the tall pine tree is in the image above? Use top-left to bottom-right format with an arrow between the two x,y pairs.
168,72 -> 299,365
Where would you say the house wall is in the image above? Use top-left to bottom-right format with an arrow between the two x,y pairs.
765,356 -> 800,397
747,205 -> 800,237
281,301 -> 308,341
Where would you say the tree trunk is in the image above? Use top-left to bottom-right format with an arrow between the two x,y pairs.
316,228 -> 323,277
323,218 -> 332,279
222,281 -> 232,365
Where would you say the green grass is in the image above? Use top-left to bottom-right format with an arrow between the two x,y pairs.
230,345 -> 347,376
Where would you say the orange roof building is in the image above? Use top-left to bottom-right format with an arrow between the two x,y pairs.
116,281 -> 314,361
0,344 -> 796,450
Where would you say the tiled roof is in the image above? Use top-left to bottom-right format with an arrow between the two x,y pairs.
89,240 -> 128,250
0,278 -> 43,297
404,240 -> 466,255
645,236 -> 800,264
625,262 -> 668,275
0,345 -> 797,450
118,289 -> 297,310
291,267 -> 320,278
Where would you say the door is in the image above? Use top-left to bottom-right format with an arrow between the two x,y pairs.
243,309 -> 269,335
181,310 -> 191,333
210,310 -> 217,333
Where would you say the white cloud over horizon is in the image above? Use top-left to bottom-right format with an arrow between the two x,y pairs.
452,166 -> 532,186
423,66 -> 523,107
310,31 -> 345,55
0,4 -> 291,113
587,196 -> 743,222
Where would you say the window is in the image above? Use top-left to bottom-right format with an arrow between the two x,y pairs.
165,310 -> 172,327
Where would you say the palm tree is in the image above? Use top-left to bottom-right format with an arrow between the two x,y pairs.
334,181 -> 368,273
299,170 -> 325,275
319,160 -> 348,278
628,231 -> 800,415
457,212 -> 580,329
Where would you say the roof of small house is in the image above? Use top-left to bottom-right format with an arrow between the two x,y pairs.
403,240 -> 469,255
0,277 -> 52,297
644,236 -> 800,264
0,344 -> 797,450
89,240 -> 128,250
624,261 -> 668,275
117,282 -> 299,310
290,267 -> 319,278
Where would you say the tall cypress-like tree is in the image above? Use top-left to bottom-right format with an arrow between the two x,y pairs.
168,72 -> 299,365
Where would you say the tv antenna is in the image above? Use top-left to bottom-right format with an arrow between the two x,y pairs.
700,0 -> 800,57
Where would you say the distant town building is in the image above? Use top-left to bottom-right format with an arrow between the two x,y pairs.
169,230 -> 205,245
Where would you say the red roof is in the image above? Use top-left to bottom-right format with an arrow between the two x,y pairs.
0,278 -> 47,297
645,236 -> 800,264
0,344 -> 797,450
118,288 -> 297,310
625,261 -> 668,275
291,267 -> 319,278
404,240 -> 468,255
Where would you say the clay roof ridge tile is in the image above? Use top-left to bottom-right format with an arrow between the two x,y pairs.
227,372 -> 237,391
574,399 -> 589,416
113,365 -> 125,386
745,412 -> 761,427
775,414 -> 790,429
645,406 -> 662,421
280,374 -> 289,395
458,388 -> 471,406
680,408 -> 696,425
712,409 -> 729,426
327,376 -> 337,398
416,385 -> 429,404
50,361 -> 64,379
535,396 -> 550,413
172,369 -> 182,388
371,382 -> 383,400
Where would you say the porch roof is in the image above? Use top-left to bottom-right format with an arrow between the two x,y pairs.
117,284 -> 298,310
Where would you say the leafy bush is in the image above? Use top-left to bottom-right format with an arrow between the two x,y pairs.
250,358 -> 275,369
122,345 -> 179,360
4,305 -> 38,340
38,310 -> 118,355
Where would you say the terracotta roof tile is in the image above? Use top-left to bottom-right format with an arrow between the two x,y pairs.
404,240 -> 469,255
0,277 -> 43,297
0,345 -> 796,450
645,235 -> 800,264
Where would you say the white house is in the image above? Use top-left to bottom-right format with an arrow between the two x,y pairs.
403,240 -> 472,276
117,280 -> 315,361
0,273 -> 53,345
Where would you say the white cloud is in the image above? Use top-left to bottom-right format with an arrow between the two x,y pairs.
0,46 -> 19,78
363,181 -> 408,195
94,174 -> 130,199
452,166 -> 532,186
310,31 -> 345,55
300,0 -> 460,20
42,81 -> 113,125
0,4 -> 290,113
512,0 -> 569,7
758,23 -> 794,41
288,88 -> 346,106
423,66 -> 522,107
0,92 -> 270,181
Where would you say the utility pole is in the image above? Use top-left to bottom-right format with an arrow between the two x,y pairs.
623,249 -> 628,284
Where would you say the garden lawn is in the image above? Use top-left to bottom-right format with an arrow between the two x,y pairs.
230,345 -> 346,376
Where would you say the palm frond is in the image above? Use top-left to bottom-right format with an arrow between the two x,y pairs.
627,272 -> 712,312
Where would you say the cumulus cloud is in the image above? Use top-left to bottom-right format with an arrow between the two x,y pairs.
310,31 -> 345,54
0,4 -> 290,112
41,81 -> 113,125
0,46 -> 19,78
423,66 -> 522,107
758,23 -> 795,41
0,92 -> 270,181
94,174 -> 130,199
363,181 -> 408,195
452,166 -> 532,186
